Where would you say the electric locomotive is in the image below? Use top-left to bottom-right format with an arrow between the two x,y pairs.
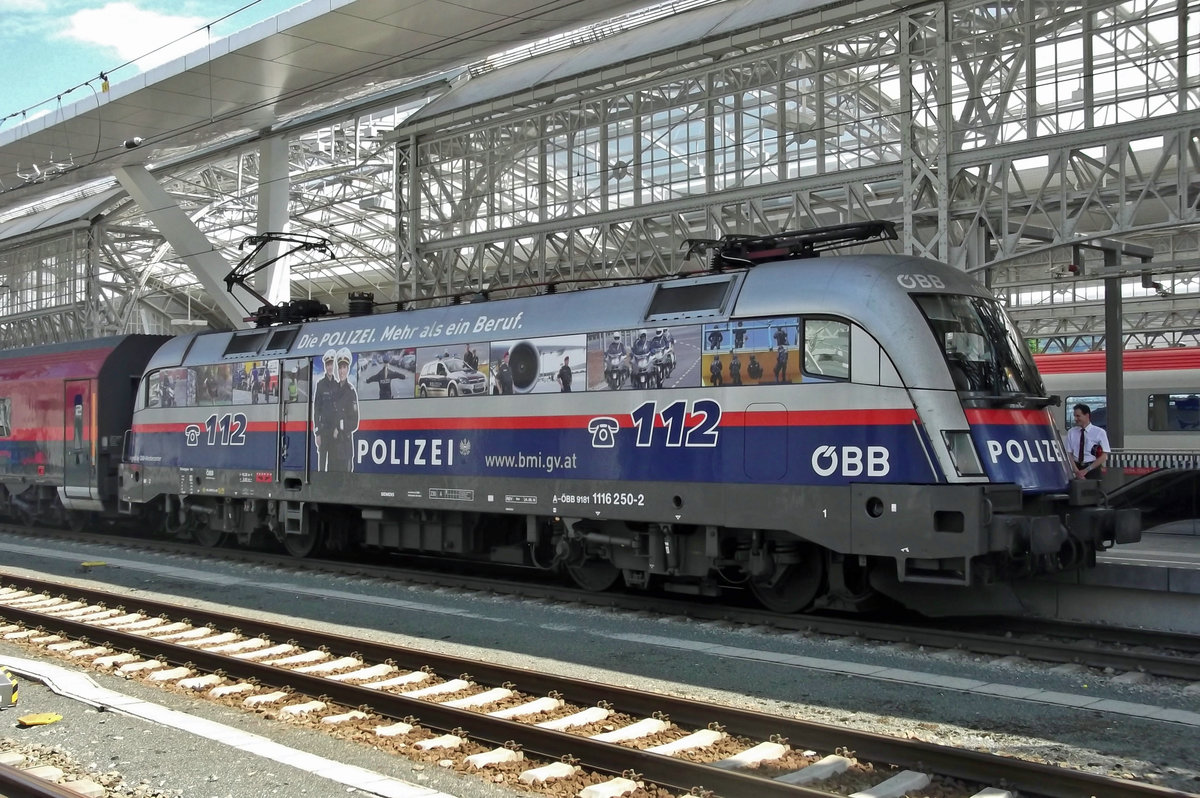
118,222 -> 1140,613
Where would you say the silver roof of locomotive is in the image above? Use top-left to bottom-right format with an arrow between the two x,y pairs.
146,252 -> 988,391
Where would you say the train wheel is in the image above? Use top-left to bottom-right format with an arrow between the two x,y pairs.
67,511 -> 96,533
283,528 -> 319,557
566,559 -> 621,592
193,523 -> 225,548
749,553 -> 824,613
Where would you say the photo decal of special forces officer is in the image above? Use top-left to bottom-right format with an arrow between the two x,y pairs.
313,347 -> 360,472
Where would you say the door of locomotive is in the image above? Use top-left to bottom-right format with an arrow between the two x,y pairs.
277,358 -> 312,480
63,379 -> 96,501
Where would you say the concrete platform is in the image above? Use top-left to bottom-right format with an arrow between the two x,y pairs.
1016,532 -> 1200,632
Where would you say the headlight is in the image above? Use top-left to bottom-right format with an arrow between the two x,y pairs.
942,430 -> 985,476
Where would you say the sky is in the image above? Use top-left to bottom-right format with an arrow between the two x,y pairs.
0,0 -> 300,130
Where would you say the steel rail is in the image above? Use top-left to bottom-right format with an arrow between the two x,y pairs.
0,763 -> 95,798
0,576 -> 1189,797
3,522 -> 1200,680
5,522 -> 1199,680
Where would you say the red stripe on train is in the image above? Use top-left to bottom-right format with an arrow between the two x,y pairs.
964,408 -> 1053,425
133,407 -> 919,434
1035,348 -> 1200,374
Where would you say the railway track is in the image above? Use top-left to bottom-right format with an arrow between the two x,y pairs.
3,523 -> 1200,683
0,575 -> 1190,797
0,763 -> 96,798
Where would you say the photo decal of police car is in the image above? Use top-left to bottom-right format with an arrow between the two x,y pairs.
417,357 -> 488,397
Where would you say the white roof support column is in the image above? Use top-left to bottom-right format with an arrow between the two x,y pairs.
257,136 -> 291,305
113,164 -> 250,328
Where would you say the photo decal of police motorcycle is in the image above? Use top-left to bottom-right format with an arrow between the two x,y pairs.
603,333 -> 629,390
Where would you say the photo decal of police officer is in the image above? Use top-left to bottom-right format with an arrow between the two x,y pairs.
313,347 -> 360,471
356,349 -> 411,401
702,317 -> 800,387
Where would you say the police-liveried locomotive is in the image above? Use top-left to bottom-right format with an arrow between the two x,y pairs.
115,222 -> 1139,612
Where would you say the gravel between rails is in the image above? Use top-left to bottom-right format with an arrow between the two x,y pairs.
0,537 -> 1198,796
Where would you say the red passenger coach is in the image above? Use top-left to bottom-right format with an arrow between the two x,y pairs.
0,335 -> 167,527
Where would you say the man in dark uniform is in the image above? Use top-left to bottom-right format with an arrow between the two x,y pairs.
463,344 -> 479,372
604,332 -> 629,389
729,351 -> 742,385
733,321 -> 746,349
497,351 -> 514,395
250,365 -> 263,404
773,344 -> 789,383
747,354 -> 763,380
632,330 -> 652,358
366,355 -> 406,400
160,374 -> 175,407
707,327 -> 724,351
709,355 -> 723,387
313,349 -> 338,471
328,348 -> 360,471
557,356 -> 573,392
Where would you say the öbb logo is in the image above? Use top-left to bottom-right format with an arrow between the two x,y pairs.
896,273 -> 945,290
812,445 -> 890,477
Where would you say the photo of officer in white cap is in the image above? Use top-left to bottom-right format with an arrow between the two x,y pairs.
313,348 -> 338,470
327,347 -> 360,471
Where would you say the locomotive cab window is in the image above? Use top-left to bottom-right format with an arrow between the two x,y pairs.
914,294 -> 1043,396
803,319 -> 850,381
148,369 -> 187,408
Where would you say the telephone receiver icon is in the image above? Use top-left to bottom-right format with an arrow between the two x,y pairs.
587,417 -> 619,448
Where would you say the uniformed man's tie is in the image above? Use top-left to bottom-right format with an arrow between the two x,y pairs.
1077,427 -> 1085,466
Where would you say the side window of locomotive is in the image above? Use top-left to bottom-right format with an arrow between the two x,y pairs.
282,359 -> 311,404
193,364 -> 233,406
147,370 -> 167,408
1065,394 -> 1106,429
1148,393 -> 1200,431
803,318 -> 850,381
0,397 -> 10,437
146,372 -> 162,408
148,368 -> 190,408
232,360 -> 276,405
